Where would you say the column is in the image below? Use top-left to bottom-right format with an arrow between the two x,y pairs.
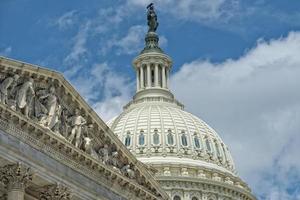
39,184 -> 71,200
154,63 -> 159,87
147,63 -> 151,88
162,66 -> 166,88
166,68 -> 169,88
0,163 -> 33,200
140,65 -> 144,89
136,70 -> 140,91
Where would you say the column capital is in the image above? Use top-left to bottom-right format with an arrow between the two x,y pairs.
39,184 -> 71,200
0,163 -> 33,190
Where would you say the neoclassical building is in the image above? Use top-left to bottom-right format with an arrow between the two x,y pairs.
0,5 -> 256,200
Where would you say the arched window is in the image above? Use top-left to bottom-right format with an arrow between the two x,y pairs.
215,141 -> 221,157
167,129 -> 174,145
173,196 -> 181,200
205,138 -> 212,152
153,129 -> 160,145
125,132 -> 131,147
138,130 -> 145,145
181,131 -> 188,146
194,136 -> 201,148
192,197 -> 199,200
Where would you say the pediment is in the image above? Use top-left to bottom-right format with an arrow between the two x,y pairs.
0,56 -> 168,200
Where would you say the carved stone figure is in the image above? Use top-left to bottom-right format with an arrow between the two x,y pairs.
38,86 -> 59,129
98,144 -> 110,164
15,78 -> 35,117
109,151 -> 122,171
60,109 -> 70,138
147,3 -> 158,32
121,164 -> 135,179
67,109 -> 86,148
0,74 -> 19,104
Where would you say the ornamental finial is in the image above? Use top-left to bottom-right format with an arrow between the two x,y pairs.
147,3 -> 159,32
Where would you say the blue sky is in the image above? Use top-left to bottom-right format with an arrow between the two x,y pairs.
1,0 -> 300,199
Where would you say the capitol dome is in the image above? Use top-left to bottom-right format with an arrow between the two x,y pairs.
108,4 -> 256,200
108,100 -> 236,175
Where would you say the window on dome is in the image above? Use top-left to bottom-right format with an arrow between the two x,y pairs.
139,131 -> 145,146
194,136 -> 201,149
153,129 -> 160,145
192,197 -> 199,200
173,196 -> 181,200
205,138 -> 212,152
125,132 -> 131,147
167,130 -> 174,145
215,141 -> 221,157
181,132 -> 188,146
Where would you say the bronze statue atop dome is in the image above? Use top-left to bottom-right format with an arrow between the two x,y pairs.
147,3 -> 159,32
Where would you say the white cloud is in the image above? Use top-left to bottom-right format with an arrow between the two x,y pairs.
0,46 -> 12,57
69,62 -> 134,122
91,63 -> 134,121
64,21 -> 91,77
55,10 -> 78,30
114,25 -> 146,55
170,32 -> 300,199
100,25 -> 167,56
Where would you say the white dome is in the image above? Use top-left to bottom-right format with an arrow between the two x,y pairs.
107,23 -> 255,198
108,99 -> 235,175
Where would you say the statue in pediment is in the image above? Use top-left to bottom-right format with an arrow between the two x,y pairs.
67,109 -> 86,148
99,144 -> 110,164
81,124 -> 99,159
15,78 -> 35,117
121,164 -> 135,179
0,74 -> 19,105
109,151 -> 122,171
37,86 -> 60,129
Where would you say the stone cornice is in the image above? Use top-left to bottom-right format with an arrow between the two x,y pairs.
0,56 -> 169,200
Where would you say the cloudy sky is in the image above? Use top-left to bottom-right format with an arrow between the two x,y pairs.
1,0 -> 300,199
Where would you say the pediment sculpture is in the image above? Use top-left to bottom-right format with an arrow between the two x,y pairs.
0,73 -> 136,180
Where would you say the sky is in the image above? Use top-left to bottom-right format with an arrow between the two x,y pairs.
1,0 -> 300,199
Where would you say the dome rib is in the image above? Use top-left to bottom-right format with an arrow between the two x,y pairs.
172,107 -> 194,152
164,106 -> 180,152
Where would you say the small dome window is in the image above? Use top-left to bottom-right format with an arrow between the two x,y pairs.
125,132 -> 131,147
181,131 -> 188,146
215,141 -> 221,157
153,129 -> 160,145
173,196 -> 181,200
167,129 -> 174,145
205,138 -> 212,152
194,136 -> 201,149
138,130 -> 145,146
